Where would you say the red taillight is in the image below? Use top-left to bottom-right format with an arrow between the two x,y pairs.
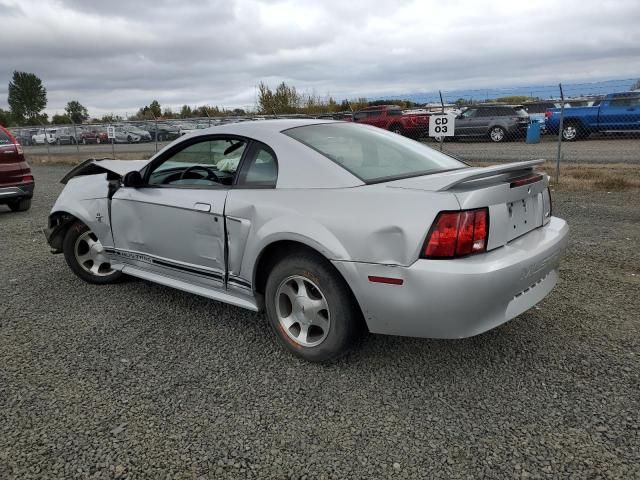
16,144 -> 24,155
22,174 -> 34,183
422,208 -> 489,259
544,110 -> 553,118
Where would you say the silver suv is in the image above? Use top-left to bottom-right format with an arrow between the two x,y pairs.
453,105 -> 529,142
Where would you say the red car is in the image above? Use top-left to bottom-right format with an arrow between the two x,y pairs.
80,129 -> 109,144
353,105 -> 430,138
0,125 -> 34,212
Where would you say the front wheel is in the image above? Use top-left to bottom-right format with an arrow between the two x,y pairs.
265,252 -> 363,362
63,222 -> 122,285
489,126 -> 506,142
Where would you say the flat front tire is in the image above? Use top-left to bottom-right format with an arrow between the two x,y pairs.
265,252 -> 362,362
63,221 -> 122,285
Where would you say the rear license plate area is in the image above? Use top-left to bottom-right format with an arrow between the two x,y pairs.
507,196 -> 538,241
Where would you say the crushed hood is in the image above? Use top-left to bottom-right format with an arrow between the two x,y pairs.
61,158 -> 150,184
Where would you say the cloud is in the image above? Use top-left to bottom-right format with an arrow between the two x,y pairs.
0,0 -> 638,116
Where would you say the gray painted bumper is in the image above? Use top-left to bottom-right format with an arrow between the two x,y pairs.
333,217 -> 569,339
0,183 -> 34,202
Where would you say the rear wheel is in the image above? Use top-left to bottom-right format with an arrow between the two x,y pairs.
63,222 -> 122,284
7,198 -> 31,212
390,124 -> 404,136
562,121 -> 585,141
265,252 -> 363,362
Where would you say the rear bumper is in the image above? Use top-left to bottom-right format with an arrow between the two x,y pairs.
0,182 -> 34,203
333,216 -> 569,339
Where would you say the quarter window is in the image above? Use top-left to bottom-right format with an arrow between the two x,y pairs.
237,144 -> 278,187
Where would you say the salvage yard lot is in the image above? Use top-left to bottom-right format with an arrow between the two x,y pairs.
1,165 -> 639,479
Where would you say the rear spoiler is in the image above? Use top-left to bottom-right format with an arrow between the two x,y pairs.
435,159 -> 544,191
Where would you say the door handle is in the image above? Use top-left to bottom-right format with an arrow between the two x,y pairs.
193,202 -> 211,212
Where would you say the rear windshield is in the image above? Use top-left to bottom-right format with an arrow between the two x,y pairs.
283,123 -> 465,183
0,131 -> 11,144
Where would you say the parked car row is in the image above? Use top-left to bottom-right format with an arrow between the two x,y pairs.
7,92 -> 636,146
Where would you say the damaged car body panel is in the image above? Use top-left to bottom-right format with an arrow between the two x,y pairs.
46,119 -> 569,349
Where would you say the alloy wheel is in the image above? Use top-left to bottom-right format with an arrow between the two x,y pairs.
275,275 -> 331,347
490,127 -> 505,142
563,125 -> 577,141
74,231 -> 115,277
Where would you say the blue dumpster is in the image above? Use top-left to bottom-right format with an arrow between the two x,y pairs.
526,120 -> 541,144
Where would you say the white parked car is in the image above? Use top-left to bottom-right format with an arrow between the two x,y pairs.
31,128 -> 58,145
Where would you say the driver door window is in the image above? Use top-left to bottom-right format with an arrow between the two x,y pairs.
148,138 -> 247,187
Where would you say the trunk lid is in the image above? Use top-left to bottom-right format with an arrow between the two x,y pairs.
387,160 -> 552,249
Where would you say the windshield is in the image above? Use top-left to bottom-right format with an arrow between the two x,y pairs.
283,123 -> 465,183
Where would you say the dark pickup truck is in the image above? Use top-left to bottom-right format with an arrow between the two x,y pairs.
545,92 -> 640,140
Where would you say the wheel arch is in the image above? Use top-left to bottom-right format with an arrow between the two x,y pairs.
251,238 -> 363,320
46,210 -> 81,252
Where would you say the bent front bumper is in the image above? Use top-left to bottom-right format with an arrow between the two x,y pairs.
333,217 -> 569,339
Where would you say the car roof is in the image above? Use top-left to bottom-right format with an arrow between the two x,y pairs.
153,119 -> 365,189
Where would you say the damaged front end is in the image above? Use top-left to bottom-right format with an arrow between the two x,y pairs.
46,158 -> 149,253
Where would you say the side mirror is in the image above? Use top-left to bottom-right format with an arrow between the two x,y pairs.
123,170 -> 144,188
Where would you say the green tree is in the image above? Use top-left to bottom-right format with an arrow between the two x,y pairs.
64,100 -> 88,124
179,105 -> 193,118
149,100 -> 162,118
0,108 -> 12,127
51,113 -> 71,124
8,71 -> 47,125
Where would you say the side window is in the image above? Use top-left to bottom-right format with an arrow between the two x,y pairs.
610,97 -> 640,107
461,108 -> 477,118
0,130 -> 11,145
148,137 -> 247,187
353,112 -> 366,121
237,144 -> 278,187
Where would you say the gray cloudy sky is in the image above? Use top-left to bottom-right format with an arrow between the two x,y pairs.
1,0 -> 639,116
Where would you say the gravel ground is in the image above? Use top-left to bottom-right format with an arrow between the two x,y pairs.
23,136 -> 640,165
1,165 -> 638,479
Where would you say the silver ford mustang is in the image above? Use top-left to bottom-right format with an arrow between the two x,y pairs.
46,119 -> 569,361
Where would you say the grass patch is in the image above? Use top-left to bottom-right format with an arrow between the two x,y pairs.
469,161 -> 640,192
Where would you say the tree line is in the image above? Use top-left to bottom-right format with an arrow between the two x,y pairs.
4,71 -> 638,128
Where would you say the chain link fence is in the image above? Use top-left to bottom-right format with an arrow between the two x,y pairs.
8,79 -> 640,185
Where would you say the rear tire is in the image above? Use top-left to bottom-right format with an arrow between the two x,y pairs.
265,252 -> 363,362
63,221 -> 122,285
7,198 -> 31,212
389,124 -> 404,136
